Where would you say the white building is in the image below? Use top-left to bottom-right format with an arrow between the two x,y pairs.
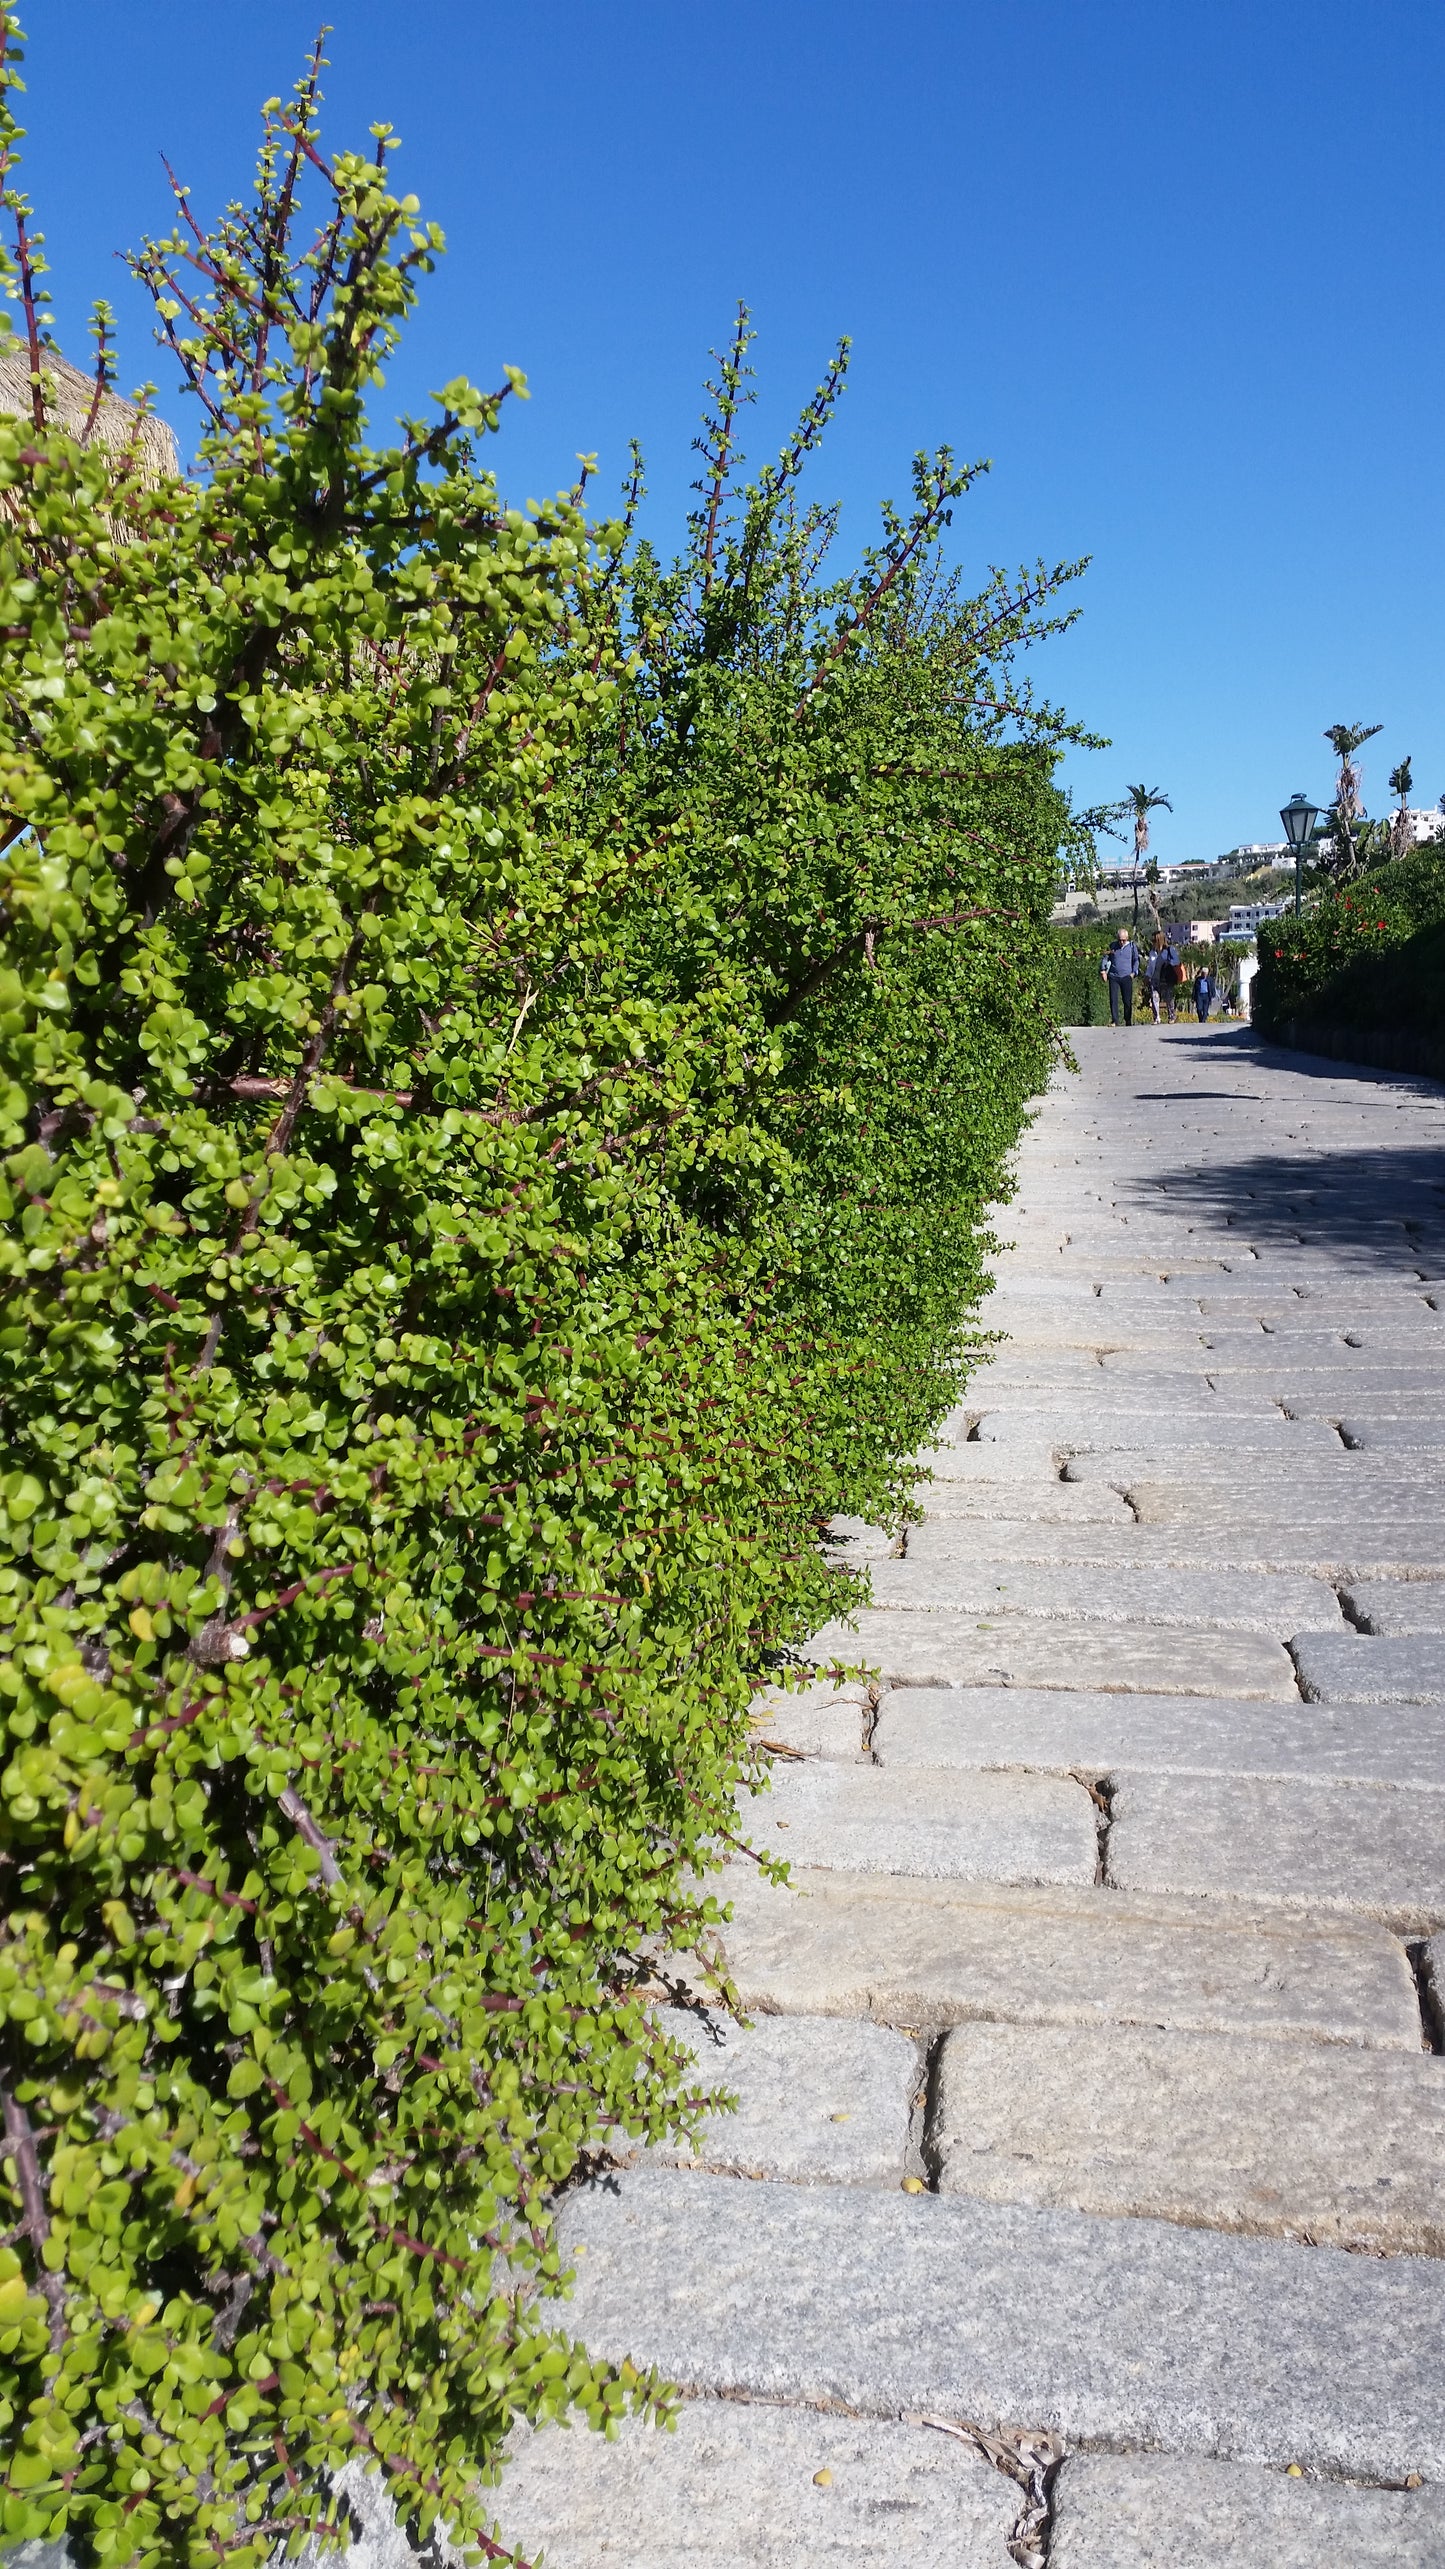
1226,899 -> 1291,936
1400,808 -> 1445,848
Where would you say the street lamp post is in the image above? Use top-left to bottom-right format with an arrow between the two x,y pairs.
1280,792 -> 1320,917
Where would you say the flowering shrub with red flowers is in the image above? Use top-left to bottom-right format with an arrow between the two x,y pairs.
1254,892 -> 1411,1031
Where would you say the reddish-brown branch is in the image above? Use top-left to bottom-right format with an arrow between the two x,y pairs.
793,488 -> 954,716
276,1784 -> 343,1887
0,2072 -> 66,2351
12,211 -> 46,433
196,928 -> 364,1373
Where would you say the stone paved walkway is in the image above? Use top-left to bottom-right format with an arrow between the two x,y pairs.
500,1027 -> 1445,2566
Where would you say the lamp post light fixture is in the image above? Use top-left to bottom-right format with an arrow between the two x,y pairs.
1279,792 -> 1320,916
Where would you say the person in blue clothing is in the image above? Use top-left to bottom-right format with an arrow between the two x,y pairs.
1192,961 -> 1216,1022
1100,926 -> 1140,1026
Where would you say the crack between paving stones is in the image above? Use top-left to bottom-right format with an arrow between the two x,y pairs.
1071,1772 -> 1114,1883
687,2382 -> 1073,2543
1335,1583 -> 1370,1633
907,2030 -> 949,2191
1406,1941 -> 1445,2054
916,2417 -> 1063,2565
861,1683 -> 882,1759
1285,1637 -> 1320,1702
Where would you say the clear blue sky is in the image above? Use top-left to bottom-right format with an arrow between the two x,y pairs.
20,0 -> 1445,862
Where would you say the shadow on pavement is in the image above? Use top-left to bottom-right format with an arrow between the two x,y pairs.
1113,1034 -> 1445,1273
1169,1025 -> 1445,1098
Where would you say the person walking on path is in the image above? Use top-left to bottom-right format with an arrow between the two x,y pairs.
1192,961 -> 1215,1022
1145,934 -> 1165,1024
1101,926 -> 1139,1026
1159,930 -> 1182,1024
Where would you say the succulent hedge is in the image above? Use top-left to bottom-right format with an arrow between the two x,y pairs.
0,28 -> 1089,2568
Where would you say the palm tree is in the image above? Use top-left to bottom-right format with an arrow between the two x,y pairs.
1125,783 -> 1171,927
1323,723 -> 1382,880
1389,755 -> 1413,863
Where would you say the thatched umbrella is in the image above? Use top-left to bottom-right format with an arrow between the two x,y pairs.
0,343 -> 179,481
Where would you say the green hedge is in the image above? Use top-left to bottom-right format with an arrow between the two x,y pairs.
1050,928 -> 1224,1026
0,33 -> 1080,2569
1254,843 -> 1445,1040
1052,942 -> 1110,1026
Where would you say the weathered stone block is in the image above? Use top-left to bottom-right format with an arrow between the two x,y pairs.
1048,2453 -> 1445,2567
863,1562 -> 1340,1636
498,2401 -> 1024,2567
1343,1580 -> 1445,1636
704,1863 -> 1422,2049
932,2020 -> 1445,2252
556,2169 -> 1445,2480
804,1611 -> 1298,1698
632,2011 -> 917,2187
749,1678 -> 868,1761
744,1759 -> 1097,1884
912,1484 -> 1136,1524
1293,1631 -> 1445,1704
1108,1772 -> 1445,1930
823,1514 -> 898,1559
869,1684 -> 1445,1793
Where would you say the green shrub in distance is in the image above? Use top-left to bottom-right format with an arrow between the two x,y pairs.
0,29 -> 1087,2568
1254,842 -> 1445,1037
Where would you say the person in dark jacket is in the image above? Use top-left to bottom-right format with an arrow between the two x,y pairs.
1192,963 -> 1216,1022
1157,933 -> 1182,1023
1101,927 -> 1140,1026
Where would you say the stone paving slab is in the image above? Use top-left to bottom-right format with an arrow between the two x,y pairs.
1047,2453 -> 1445,2568
521,1037 -> 1445,2556
932,2021 -> 1445,2253
750,1759 -> 1098,1883
1278,1367 -> 1445,1393
1344,1579 -> 1445,1635
823,1515 -> 898,1559
1061,1452 -> 1444,1489
704,1864 -> 1422,2048
499,2401 -> 1023,2568
1107,1773 -> 1445,1930
1293,1631 -> 1445,1703
973,1403 -> 1322,1440
870,1685 -> 1445,1792
1057,1451 -> 1385,1489
630,2011 -> 917,2187
1122,1497 -> 1445,1566
556,2169 -> 1445,2480
1202,1327 -> 1445,1354
749,1678 -> 868,1760
916,1483 -> 1137,1523
982,1317 -> 1217,1351
965,1348 -> 1122,1381
865,1563 -> 1341,1636
892,1518 -> 1445,1577
1342,1415 -> 1445,1447
914,1441 -> 1065,1481
805,1611 -> 1298,1697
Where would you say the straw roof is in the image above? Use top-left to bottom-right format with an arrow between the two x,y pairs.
0,343 -> 179,482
